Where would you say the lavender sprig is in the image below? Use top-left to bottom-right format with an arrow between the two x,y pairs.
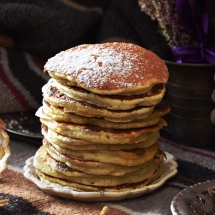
138,0 -> 191,47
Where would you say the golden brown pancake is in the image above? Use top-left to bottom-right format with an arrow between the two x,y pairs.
42,83 -> 155,122
33,145 -> 162,186
50,78 -> 166,110
45,140 -> 159,166
39,117 -> 167,144
41,126 -> 160,150
35,167 -> 163,192
44,43 -> 168,95
36,144 -> 164,176
41,99 -> 170,129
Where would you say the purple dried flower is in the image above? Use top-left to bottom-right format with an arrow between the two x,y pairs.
138,0 -> 191,47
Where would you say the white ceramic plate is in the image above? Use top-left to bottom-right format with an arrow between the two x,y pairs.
171,180 -> 215,215
23,152 -> 178,202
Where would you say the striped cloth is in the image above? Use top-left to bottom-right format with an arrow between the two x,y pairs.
0,47 -> 48,113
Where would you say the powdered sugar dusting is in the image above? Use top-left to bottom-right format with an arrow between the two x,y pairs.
44,43 -> 168,91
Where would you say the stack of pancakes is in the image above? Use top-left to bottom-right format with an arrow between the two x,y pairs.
34,42 -> 170,193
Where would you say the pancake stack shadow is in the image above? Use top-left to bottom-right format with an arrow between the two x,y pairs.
33,42 -> 170,193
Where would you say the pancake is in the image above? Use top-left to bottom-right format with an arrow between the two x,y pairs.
45,140 -> 159,166
39,117 -> 167,144
44,43 -> 168,96
41,126 -> 160,150
33,146 -> 161,186
41,99 -> 170,129
36,144 -> 164,176
42,83 -> 155,122
50,78 -> 166,110
35,166 -> 163,192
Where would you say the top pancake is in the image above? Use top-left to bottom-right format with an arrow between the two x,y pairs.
44,43 -> 168,95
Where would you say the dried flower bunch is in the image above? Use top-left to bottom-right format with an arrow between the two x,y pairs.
138,0 -> 191,48
138,0 -> 215,63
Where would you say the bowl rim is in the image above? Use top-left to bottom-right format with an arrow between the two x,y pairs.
163,60 -> 215,67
